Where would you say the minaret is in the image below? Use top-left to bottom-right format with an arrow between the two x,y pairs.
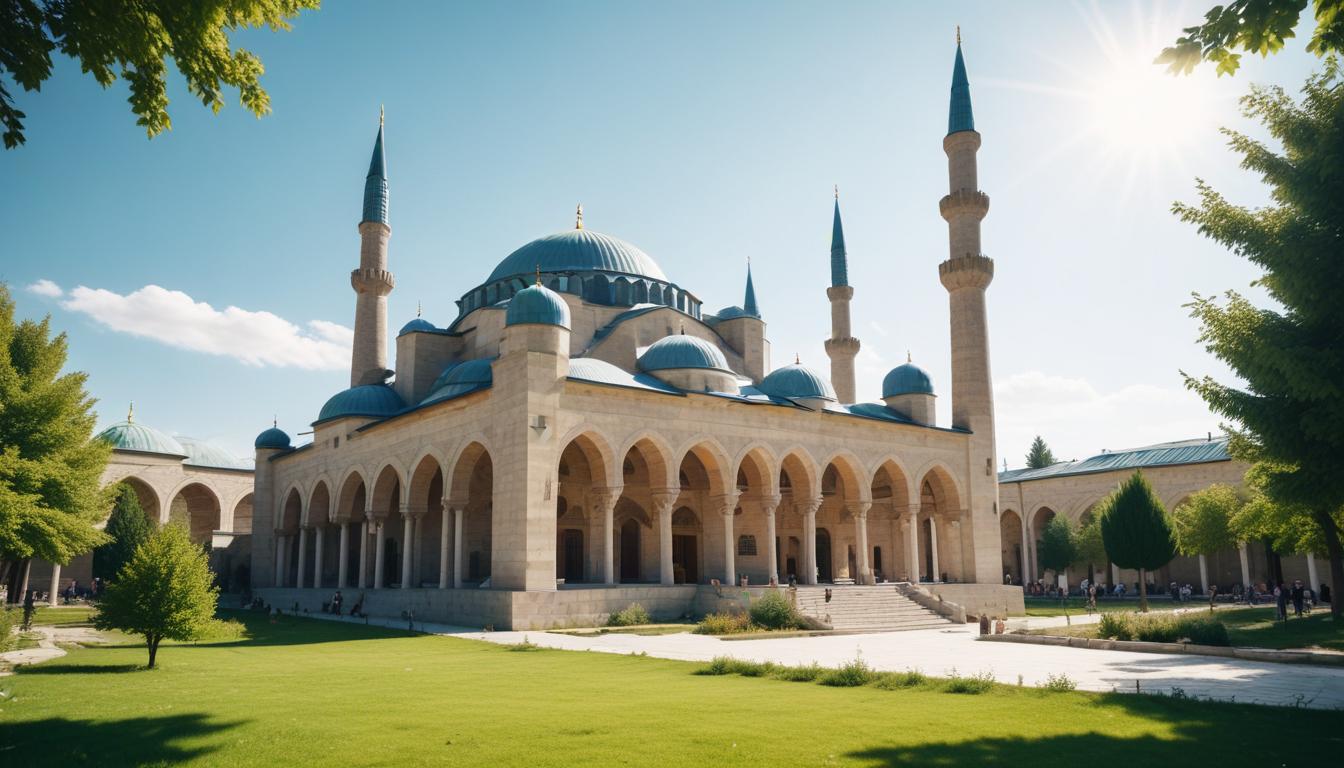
743,259 -> 759,317
824,187 -> 859,403
350,109 -> 395,387
938,31 -> 998,582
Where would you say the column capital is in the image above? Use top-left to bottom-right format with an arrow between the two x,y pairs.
649,486 -> 680,513
797,496 -> 822,517
848,500 -> 872,519
758,493 -> 782,513
589,486 -> 622,512
710,491 -> 741,517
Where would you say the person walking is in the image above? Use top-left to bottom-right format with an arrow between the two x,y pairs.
1290,580 -> 1305,617
1275,582 -> 1288,622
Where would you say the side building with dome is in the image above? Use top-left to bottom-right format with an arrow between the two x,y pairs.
251,41 -> 1022,628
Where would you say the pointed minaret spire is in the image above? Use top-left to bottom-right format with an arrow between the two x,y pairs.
743,259 -> 759,317
830,190 -> 848,288
351,110 -> 395,387
949,31 -> 975,136
362,111 -> 389,225
824,188 -> 859,403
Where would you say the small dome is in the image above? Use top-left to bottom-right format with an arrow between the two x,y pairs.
489,228 -> 668,284
638,335 -> 730,372
317,384 -> 405,423
714,306 -> 755,321
759,364 -> 837,401
178,436 -> 250,469
254,426 -> 291,450
422,358 -> 494,405
882,363 -> 935,397
398,317 -> 436,335
97,421 -> 186,457
506,284 -> 571,328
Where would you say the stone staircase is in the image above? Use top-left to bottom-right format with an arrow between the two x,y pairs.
793,585 -> 958,633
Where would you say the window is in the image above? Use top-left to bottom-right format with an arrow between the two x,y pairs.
737,534 -> 757,556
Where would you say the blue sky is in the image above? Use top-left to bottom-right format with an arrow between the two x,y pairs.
0,1 -> 1321,467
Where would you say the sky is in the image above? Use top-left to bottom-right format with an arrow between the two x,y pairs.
0,1 -> 1322,468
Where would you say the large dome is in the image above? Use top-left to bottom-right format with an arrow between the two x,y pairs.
488,229 -> 668,283
758,364 -> 837,402
638,335 -> 730,372
97,421 -> 186,457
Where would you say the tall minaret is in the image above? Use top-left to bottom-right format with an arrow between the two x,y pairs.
824,188 -> 859,403
350,109 -> 395,387
938,31 -> 999,582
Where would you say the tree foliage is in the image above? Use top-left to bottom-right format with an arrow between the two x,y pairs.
1073,514 -> 1108,570
0,0 -> 321,148
1158,0 -> 1344,76
1025,435 -> 1057,469
1036,516 -> 1076,576
94,522 -> 218,668
1099,472 -> 1176,610
93,483 -> 154,582
0,284 -> 110,594
1173,484 -> 1242,556
1175,61 -> 1344,615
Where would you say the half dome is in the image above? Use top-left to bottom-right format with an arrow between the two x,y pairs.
317,384 -> 405,423
488,229 -> 668,284
638,335 -> 730,372
506,284 -> 571,328
97,421 -> 186,457
882,363 -> 935,397
758,364 -> 837,401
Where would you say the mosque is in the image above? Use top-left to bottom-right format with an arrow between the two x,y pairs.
250,40 -> 1023,628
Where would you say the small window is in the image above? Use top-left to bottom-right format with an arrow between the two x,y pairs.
737,534 -> 757,556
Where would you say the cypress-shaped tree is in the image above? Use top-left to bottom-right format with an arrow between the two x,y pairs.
93,484 -> 155,582
1099,472 -> 1176,611
1036,516 -> 1077,584
1025,436 -> 1057,469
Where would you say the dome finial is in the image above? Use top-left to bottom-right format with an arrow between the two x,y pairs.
535,264 -> 542,286
273,415 -> 278,428
907,350 -> 912,363
956,25 -> 961,46
795,353 -> 800,365
127,401 -> 134,424
417,300 -> 422,318
575,203 -> 583,230
834,184 -> 839,200
380,104 -> 384,127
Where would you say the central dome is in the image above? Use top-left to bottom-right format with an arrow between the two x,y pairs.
488,229 -> 668,283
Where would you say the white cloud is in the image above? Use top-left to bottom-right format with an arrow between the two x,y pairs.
995,370 -> 1221,469
61,284 -> 352,370
26,279 -> 63,298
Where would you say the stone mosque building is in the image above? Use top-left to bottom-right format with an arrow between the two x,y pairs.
249,41 -> 1020,628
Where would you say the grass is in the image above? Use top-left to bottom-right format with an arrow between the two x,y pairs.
553,624 -> 696,638
2,611 -> 1342,766
23,605 -> 97,627
1031,607 -> 1344,652
1024,598 -> 1207,618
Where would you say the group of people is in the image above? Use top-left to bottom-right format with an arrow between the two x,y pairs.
1273,580 -> 1317,620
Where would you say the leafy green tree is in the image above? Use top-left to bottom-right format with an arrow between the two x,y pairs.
1173,485 -> 1242,557
1159,0 -> 1344,76
1073,514 -> 1108,576
94,522 -> 218,668
1025,436 -> 1058,469
0,284 -> 110,601
93,483 -> 154,582
1231,463 -> 1343,563
1175,62 -> 1344,616
1099,472 -> 1177,611
1,0 -> 321,148
1036,516 -> 1076,582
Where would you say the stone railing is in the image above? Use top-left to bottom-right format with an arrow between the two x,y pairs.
895,581 -> 967,624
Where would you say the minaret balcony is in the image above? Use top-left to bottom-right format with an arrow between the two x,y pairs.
351,268 -> 395,294
939,190 -> 990,221
825,337 -> 861,355
938,255 -> 994,291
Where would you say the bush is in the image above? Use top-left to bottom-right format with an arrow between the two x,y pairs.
1040,672 -> 1077,692
606,603 -> 651,627
819,656 -> 873,687
0,608 -> 15,652
871,669 -> 927,690
1133,616 -> 1180,643
944,669 -> 995,694
1097,613 -> 1229,647
771,663 -> 823,682
1097,613 -> 1133,641
749,590 -> 802,630
1180,616 -> 1230,646
694,612 -> 752,635
507,636 -> 541,652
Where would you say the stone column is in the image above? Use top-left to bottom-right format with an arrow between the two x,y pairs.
439,501 -> 451,589
714,492 -> 741,584
296,528 -> 309,589
1307,553 -> 1320,592
929,517 -> 941,582
762,494 -> 781,585
1111,563 -> 1121,587
800,497 -> 820,585
852,501 -> 871,585
453,506 -> 465,589
591,488 -> 619,586
358,520 -> 370,590
1198,553 -> 1209,595
413,515 -> 424,585
1238,542 -> 1251,588
906,507 -> 921,582
274,534 -> 284,587
313,525 -> 325,590
400,504 -> 415,589
374,517 -> 387,589
338,522 -> 350,589
48,562 -> 61,606
651,488 -> 678,586
1020,515 -> 1030,583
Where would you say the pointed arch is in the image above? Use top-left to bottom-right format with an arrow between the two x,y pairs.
557,426 -> 618,489
869,456 -> 915,513
278,487 -> 302,534
777,447 -> 819,501
914,460 -> 966,512
115,475 -> 162,526
676,438 -> 733,496
819,450 -> 870,504
369,463 -> 403,517
231,492 -> 254,534
167,481 -> 222,545
304,481 -> 332,527
617,431 -> 676,489
733,443 -> 779,498
335,468 -> 368,522
447,440 -> 492,503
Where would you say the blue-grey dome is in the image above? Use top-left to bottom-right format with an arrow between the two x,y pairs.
882,363 -> 935,397
638,335 -> 730,372
422,358 -> 495,405
714,306 -> 755,321
506,284 -> 571,328
254,426 -> 291,450
488,229 -> 668,283
178,436 -> 250,469
759,364 -> 837,401
97,421 -> 186,457
398,317 -> 435,335
317,384 -> 404,423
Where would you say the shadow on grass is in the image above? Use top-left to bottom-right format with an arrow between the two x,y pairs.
0,713 -> 245,765
182,609 -> 415,649
16,663 -> 141,675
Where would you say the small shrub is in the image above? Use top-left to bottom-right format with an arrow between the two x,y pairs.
694,612 -> 752,635
607,603 -> 652,627
696,656 -> 767,675
1097,613 -> 1133,641
734,660 -> 776,677
819,656 -> 873,687
872,669 -> 927,690
507,636 -> 541,652
771,663 -> 824,682
696,656 -> 736,675
944,669 -> 995,694
1177,616 -> 1230,646
749,590 -> 802,630
1133,615 -> 1180,643
1040,672 -> 1077,692
0,608 -> 16,653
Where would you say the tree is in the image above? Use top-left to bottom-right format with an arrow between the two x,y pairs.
1158,0 -> 1344,76
1099,472 -> 1177,611
1175,62 -> 1344,616
1173,485 -> 1242,557
93,483 -> 154,582
1025,436 -> 1057,469
1036,516 -> 1076,584
94,522 -> 218,668
1073,514 -> 1108,577
1,0 -> 321,148
1231,463 -> 1344,564
0,284 -> 111,602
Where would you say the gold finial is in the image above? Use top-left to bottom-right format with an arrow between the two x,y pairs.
575,203 -> 584,230
535,264 -> 542,286
127,402 -> 134,424
834,184 -> 839,200
956,26 -> 961,46
907,350 -> 912,363
795,353 -> 800,365
379,104 -> 385,127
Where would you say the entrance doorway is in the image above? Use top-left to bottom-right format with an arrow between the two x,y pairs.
620,520 -> 640,582
561,529 -> 583,583
673,534 -> 698,583
816,528 -> 833,583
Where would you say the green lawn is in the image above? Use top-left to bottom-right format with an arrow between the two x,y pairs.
24,604 -> 97,627
1024,597 -> 1207,617
1029,607 -> 1344,652
1,611 -> 1341,766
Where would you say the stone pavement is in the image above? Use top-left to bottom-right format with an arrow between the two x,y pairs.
0,625 -> 101,672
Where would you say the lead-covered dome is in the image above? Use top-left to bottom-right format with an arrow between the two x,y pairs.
178,436 -> 250,469
638,335 -> 730,372
317,384 -> 405,423
398,317 -> 435,335
506,284 -> 571,328
489,229 -> 668,283
882,363 -> 935,397
97,421 -> 186,457
254,425 -> 292,450
759,363 -> 837,401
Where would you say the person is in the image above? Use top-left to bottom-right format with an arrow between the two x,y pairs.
1087,584 -> 1097,612
331,590 -> 344,615
1275,582 -> 1288,621
1004,572 -> 1011,585
1290,580 -> 1305,617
